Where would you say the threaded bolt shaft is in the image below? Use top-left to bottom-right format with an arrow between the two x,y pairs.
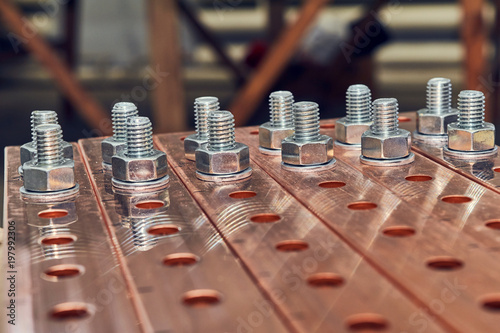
457,90 -> 485,129
35,124 -> 63,165
346,84 -> 371,122
269,91 -> 294,127
112,102 -> 138,141
293,102 -> 320,142
426,78 -> 452,114
207,111 -> 236,151
371,98 -> 399,135
126,116 -> 154,158
194,97 -> 219,140
31,110 -> 58,143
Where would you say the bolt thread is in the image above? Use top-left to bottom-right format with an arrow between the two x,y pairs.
112,102 -> 138,141
35,124 -> 63,165
426,77 -> 452,113
126,116 -> 154,158
293,101 -> 320,142
207,111 -> 236,151
457,90 -> 485,129
372,98 -> 399,135
269,91 -> 294,127
31,110 -> 58,143
194,96 -> 219,140
346,84 -> 372,122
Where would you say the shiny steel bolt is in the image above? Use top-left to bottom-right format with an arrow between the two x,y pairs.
281,101 -> 335,168
446,90 -> 496,153
102,102 -> 139,164
416,78 -> 458,137
259,91 -> 294,152
112,116 -> 168,184
22,124 -> 76,192
335,84 -> 372,146
361,98 -> 414,166
184,97 -> 220,161
195,110 -> 251,181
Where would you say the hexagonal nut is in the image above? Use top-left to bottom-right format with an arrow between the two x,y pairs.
112,150 -> 168,182
20,141 -> 73,165
335,117 -> 372,144
361,129 -> 412,159
102,137 -> 127,164
196,142 -> 250,174
447,122 -> 495,151
281,135 -> 334,165
23,159 -> 75,192
417,108 -> 458,135
184,134 -> 207,161
259,122 -> 294,149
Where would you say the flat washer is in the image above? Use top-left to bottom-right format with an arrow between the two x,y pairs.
281,158 -> 336,172
360,152 -> 415,167
196,168 -> 253,182
443,146 -> 498,160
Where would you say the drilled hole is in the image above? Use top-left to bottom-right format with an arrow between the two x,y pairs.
38,209 -> 68,219
398,116 -> 411,122
250,130 -> 259,135
183,289 -> 222,307
493,167 -> 500,173
307,273 -> 344,288
319,181 -> 346,189
405,175 -> 433,182
229,191 -> 257,199
43,264 -> 84,281
135,200 -> 165,209
40,235 -> 77,246
49,303 -> 92,321
347,313 -> 389,331
347,202 -> 377,210
441,195 -> 472,204
481,294 -> 500,311
485,220 -> 500,229
180,136 -> 186,141
147,225 -> 180,236
426,257 -> 464,271
250,213 -> 281,223
163,253 -> 199,267
320,123 -> 335,129
382,226 -> 416,237
276,240 -> 309,252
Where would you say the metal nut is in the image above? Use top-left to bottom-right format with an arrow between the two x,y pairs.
184,134 -> 207,161
281,135 -> 333,165
335,118 -> 371,144
22,159 -> 75,192
112,150 -> 168,182
20,141 -> 73,165
417,109 -> 458,135
101,138 -> 127,164
259,122 -> 294,149
447,122 -> 495,151
361,129 -> 411,159
195,142 -> 250,174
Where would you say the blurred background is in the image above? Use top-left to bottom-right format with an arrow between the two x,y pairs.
1,0 -> 499,217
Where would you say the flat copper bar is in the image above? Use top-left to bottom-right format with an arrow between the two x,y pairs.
155,133 -> 447,333
3,146 -> 141,333
78,138 -> 287,333
237,126 -> 500,333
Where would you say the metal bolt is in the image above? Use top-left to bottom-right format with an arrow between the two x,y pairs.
335,84 -> 372,146
184,97 -> 219,161
259,91 -> 294,152
195,110 -> 251,181
361,98 -> 414,166
102,102 -> 139,164
281,102 -> 335,169
111,116 -> 169,185
457,90 -> 485,129
35,123 -> 64,165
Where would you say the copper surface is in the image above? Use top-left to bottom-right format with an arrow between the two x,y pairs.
79,138 -> 287,333
155,133 -> 446,333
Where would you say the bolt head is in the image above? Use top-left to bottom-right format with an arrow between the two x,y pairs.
417,108 -> 458,135
281,135 -> 334,165
23,159 -> 75,192
184,134 -> 207,161
447,122 -> 495,151
112,150 -> 168,182
361,129 -> 412,159
335,117 -> 372,144
20,141 -> 73,165
195,142 -> 250,174
102,137 -> 127,164
259,122 -> 294,150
